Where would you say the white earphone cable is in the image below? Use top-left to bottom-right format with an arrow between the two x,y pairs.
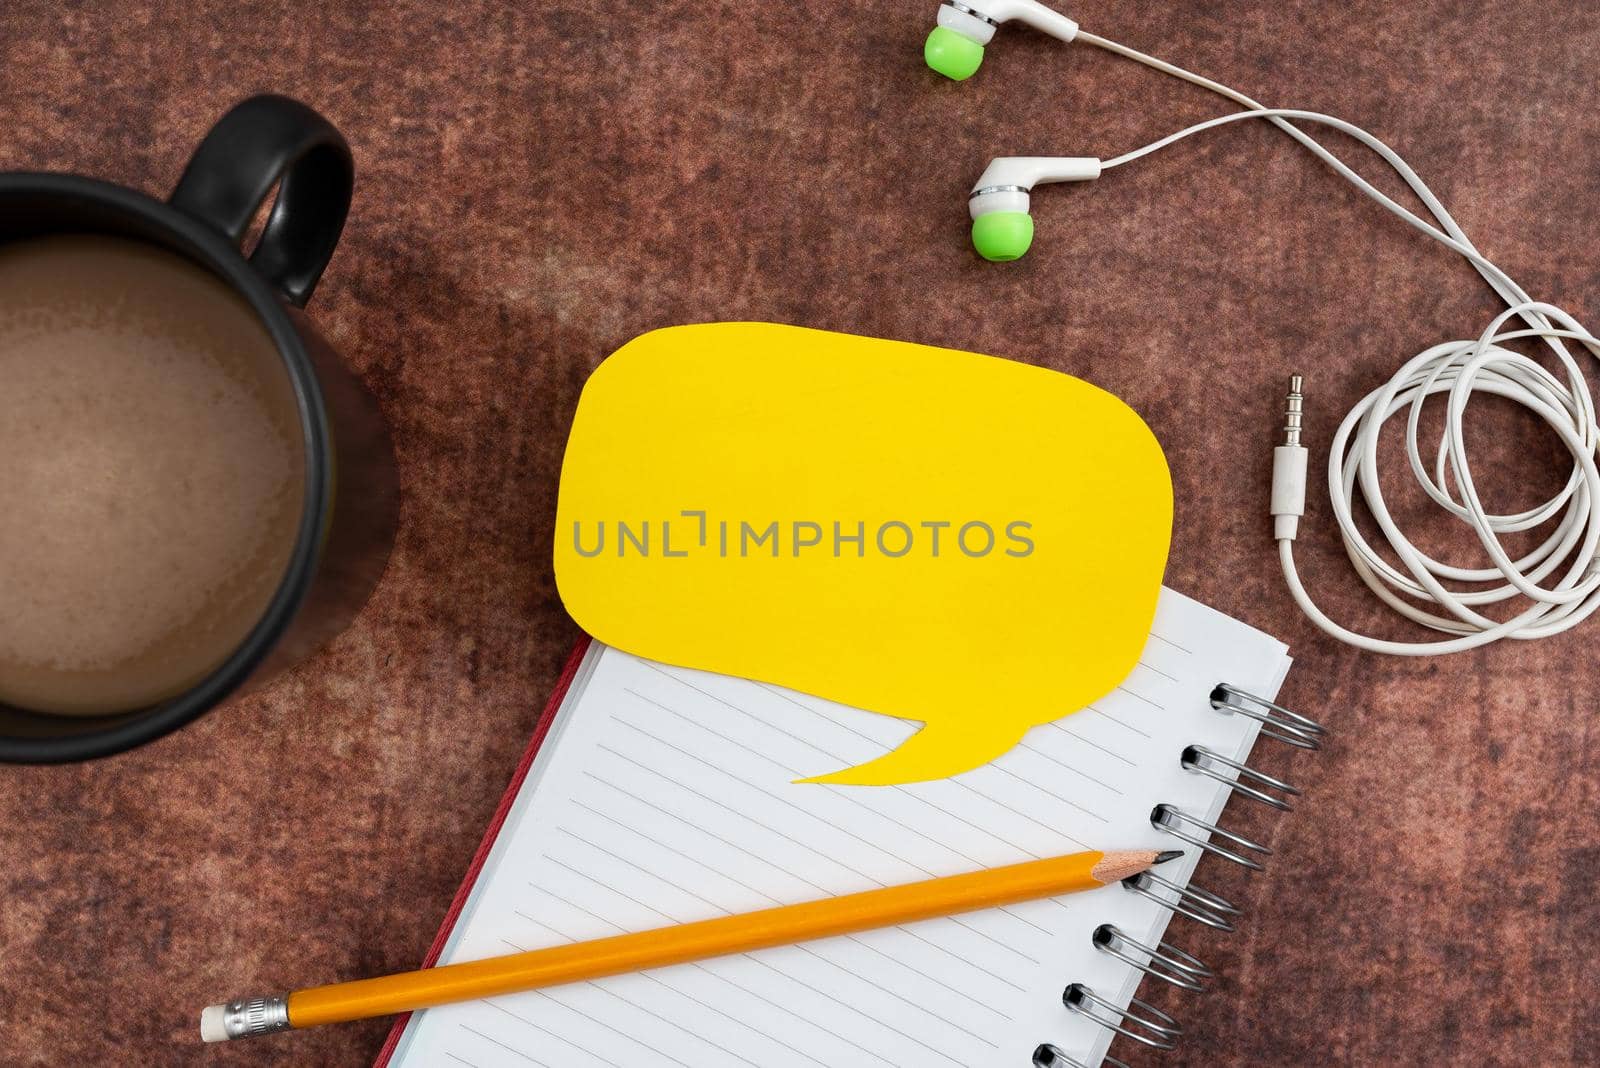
1074,32 -> 1600,654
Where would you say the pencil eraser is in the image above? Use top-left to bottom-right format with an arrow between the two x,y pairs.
199,1004 -> 229,1043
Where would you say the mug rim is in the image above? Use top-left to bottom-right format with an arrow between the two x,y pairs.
0,172 -> 335,762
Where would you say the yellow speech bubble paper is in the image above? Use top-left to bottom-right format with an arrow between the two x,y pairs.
554,323 -> 1172,785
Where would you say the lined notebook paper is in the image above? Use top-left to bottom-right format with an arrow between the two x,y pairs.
383,588 -> 1292,1068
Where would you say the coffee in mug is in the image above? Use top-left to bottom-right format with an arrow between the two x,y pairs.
0,234 -> 306,715
0,94 -> 399,762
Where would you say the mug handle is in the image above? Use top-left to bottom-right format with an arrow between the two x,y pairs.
170,94 -> 353,307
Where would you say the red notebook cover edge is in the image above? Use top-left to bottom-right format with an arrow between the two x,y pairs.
373,635 -> 594,1067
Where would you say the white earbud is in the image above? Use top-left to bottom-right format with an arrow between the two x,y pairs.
920,0 -> 1099,259
924,1 -> 1079,81
967,157 -> 1101,261
930,11 -> 1600,657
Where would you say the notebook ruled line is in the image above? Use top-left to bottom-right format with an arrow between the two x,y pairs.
842,931 -> 1016,1023
560,796 -> 1026,1017
584,974 -> 763,1068
982,760 -> 1109,824
634,971 -> 828,1066
1151,630 -> 1194,654
591,740 -> 895,889
1135,659 -> 1181,684
555,826 -> 1029,1030
1085,704 -> 1151,738
525,873 -> 879,1065
938,776 -> 1093,851
750,681 -> 912,749
623,689 -> 1064,953
537,852 -> 994,1064
527,882 -> 1016,1030
741,680 -> 1065,861
601,722 -> 889,882
603,723 -> 885,885
481,999 -> 623,1068
668,666 -> 1115,829
626,693 -> 959,873
1115,684 -> 1164,710
742,956 -> 969,1068
530,855 -> 984,1068
554,828 -> 729,916
581,768 -> 834,894
651,673 -> 993,862
617,684 -> 1081,952
530,987 -> 698,1068
614,701 -> 931,883
1043,722 -> 1138,767
793,942 -> 1003,1047
705,694 -> 1007,869
897,927 -> 1029,994
617,689 -> 1092,955
739,678 -> 1113,852
569,797 -> 794,903
458,1024 -> 551,1067
523,885 -> 898,1067
1014,740 -> 1126,794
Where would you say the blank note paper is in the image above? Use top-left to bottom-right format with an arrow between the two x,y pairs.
384,588 -> 1292,1068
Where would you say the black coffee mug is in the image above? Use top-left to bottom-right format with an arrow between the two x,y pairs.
0,95 -> 398,763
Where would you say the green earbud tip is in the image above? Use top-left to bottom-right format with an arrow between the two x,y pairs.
924,26 -> 984,81
972,212 -> 1035,262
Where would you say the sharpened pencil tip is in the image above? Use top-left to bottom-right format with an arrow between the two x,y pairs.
1155,850 -> 1183,865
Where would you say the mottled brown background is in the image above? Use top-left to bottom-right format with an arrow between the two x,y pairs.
3,0 -> 1599,1064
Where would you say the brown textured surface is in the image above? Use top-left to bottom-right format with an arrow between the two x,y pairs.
3,0 -> 1600,1064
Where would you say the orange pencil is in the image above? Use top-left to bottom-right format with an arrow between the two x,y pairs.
200,847 -> 1179,1042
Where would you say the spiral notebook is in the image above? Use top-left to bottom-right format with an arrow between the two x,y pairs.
378,588 -> 1316,1068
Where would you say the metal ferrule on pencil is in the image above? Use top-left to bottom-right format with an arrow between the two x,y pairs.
203,995 -> 291,1042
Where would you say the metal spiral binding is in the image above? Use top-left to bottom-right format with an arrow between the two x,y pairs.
1064,983 -> 1181,1051
1092,924 -> 1212,992
1033,1044 -> 1130,1068
1182,744 -> 1300,810
1121,869 -> 1241,931
1028,685 -> 1321,1064
1152,803 -> 1272,871
1211,683 -> 1327,749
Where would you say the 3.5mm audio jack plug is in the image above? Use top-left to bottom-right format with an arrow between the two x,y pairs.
1271,375 -> 1308,541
